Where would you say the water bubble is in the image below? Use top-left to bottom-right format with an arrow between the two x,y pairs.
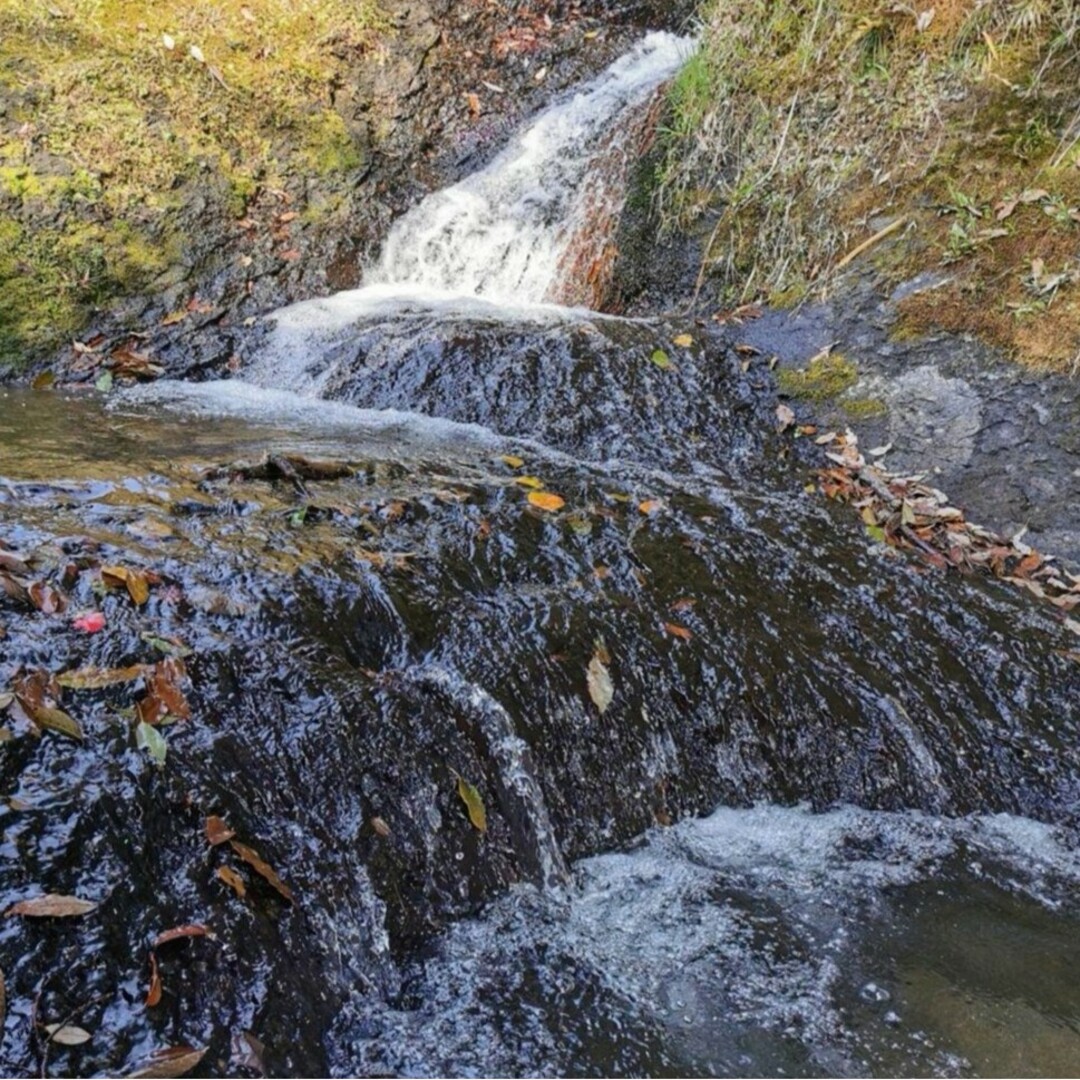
860,981 -> 891,1003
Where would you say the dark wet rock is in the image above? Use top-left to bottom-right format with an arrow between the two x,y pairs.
726,274 -> 1080,569
2,307 -> 1078,1074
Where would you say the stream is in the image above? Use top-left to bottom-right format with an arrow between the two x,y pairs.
1,32 -> 1079,1078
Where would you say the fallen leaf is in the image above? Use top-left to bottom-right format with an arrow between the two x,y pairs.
72,611 -> 106,633
140,634 -> 193,659
188,43 -> 205,63
514,475 -> 545,490
145,952 -> 162,1007
126,1046 -> 207,1078
499,454 -> 524,468
6,894 -> 97,918
638,499 -> 664,515
153,924 -> 210,946
31,371 -> 55,390
95,371 -> 114,393
465,91 -> 481,115
671,333 -> 694,347
28,581 -> 66,614
453,772 -> 487,832
135,721 -> 167,765
137,658 -> 191,725
46,1023 -> 92,1046
229,841 -> 294,903
127,571 -> 151,606
58,665 -> 149,690
206,815 -> 235,846
671,598 -> 696,612
664,622 -> 693,641
649,348 -> 674,370
371,816 -> 391,838
24,704 -> 83,741
528,491 -> 565,512
586,653 -> 614,713
216,865 -> 246,897
776,404 -> 796,432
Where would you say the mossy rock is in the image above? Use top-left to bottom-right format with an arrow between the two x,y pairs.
777,353 -> 858,401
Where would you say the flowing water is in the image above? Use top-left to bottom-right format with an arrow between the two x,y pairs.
1,33 -> 1080,1078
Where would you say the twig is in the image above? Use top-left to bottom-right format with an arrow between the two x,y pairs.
834,217 -> 908,271
38,992 -> 109,1079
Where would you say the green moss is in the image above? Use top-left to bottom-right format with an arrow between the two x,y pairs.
842,396 -> 888,419
298,110 -> 363,177
777,353 -> 859,401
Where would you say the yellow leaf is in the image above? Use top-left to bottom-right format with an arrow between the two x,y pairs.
587,654 -> 614,713
528,491 -> 565,512
672,333 -> 694,348
514,476 -> 545,490
454,773 -> 487,832
500,454 -> 525,468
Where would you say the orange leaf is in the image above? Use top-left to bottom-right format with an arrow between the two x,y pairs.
638,499 -> 664,515
229,841 -> 294,903
205,815 -> 235,846
216,866 -> 247,898
664,623 -> 693,641
528,491 -> 565,512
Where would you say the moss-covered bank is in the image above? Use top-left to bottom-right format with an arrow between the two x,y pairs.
0,0 -> 389,368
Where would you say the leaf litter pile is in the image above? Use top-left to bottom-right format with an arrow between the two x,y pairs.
803,424 -> 1080,642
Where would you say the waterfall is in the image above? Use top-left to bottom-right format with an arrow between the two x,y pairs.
242,32 -> 691,395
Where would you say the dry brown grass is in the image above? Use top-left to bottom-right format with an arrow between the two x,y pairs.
657,0 -> 1080,370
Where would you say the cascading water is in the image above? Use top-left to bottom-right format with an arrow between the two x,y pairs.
4,28 -> 1080,1080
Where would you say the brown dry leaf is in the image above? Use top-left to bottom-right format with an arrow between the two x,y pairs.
138,659 -> 191,725
371,816 -> 391,838
586,653 -> 614,714
528,491 -> 565,512
206,815 -> 235,846
465,91 -> 481,115
125,1046 -> 207,1078
145,952 -> 162,1007
28,581 -> 66,614
671,598 -> 696,612
153,924 -> 211,947
216,865 -> 247,898
58,665 -> 150,690
664,623 -> 693,642
229,841 -> 294,903
6,893 -> 97,918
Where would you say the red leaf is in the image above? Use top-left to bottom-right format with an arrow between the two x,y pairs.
145,952 -> 162,1007
72,611 -> 106,633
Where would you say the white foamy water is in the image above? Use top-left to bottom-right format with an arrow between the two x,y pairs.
342,804 -> 1080,1078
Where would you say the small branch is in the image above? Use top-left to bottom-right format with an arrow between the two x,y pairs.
834,216 -> 908,271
